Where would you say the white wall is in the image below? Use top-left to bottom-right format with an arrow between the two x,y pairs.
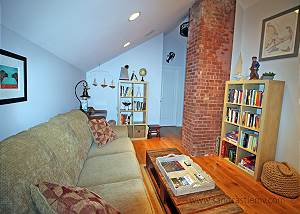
0,26 -> 84,140
230,2 -> 244,79
232,0 -> 300,171
86,34 -> 164,124
162,18 -> 187,126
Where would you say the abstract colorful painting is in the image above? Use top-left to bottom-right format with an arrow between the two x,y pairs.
0,65 -> 19,89
0,49 -> 27,105
259,6 -> 300,61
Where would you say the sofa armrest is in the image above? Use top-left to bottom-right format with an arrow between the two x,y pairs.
112,126 -> 128,138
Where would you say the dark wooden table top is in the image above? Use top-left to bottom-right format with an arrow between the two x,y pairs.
146,148 -> 243,214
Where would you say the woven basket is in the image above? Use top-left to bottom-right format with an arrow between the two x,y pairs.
261,161 -> 300,198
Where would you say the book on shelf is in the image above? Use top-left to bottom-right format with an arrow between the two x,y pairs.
240,130 -> 259,152
133,101 -> 146,111
161,161 -> 185,173
120,86 -> 133,97
239,155 -> 256,171
243,89 -> 263,107
225,130 -> 239,144
120,114 -> 132,125
228,89 -> 243,104
241,111 -> 260,129
228,147 -> 236,163
226,107 -> 240,124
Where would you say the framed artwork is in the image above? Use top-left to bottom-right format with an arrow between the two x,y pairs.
259,5 -> 300,61
0,49 -> 27,105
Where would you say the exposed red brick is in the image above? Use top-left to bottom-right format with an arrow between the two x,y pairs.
182,0 -> 235,156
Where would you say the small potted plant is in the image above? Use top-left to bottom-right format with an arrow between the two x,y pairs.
261,72 -> 276,80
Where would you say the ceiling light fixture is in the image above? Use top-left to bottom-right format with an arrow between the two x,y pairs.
123,42 -> 130,48
129,12 -> 141,21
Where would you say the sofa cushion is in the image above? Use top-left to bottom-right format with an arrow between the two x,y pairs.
29,121 -> 84,185
89,119 -> 116,146
0,132 -> 72,214
87,179 -> 153,214
30,182 -> 120,214
77,152 -> 142,187
49,110 -> 93,161
87,137 -> 135,158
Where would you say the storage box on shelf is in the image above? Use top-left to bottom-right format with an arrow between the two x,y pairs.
118,80 -> 148,139
220,80 -> 285,180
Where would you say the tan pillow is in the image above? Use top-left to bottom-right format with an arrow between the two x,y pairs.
30,182 -> 120,214
88,119 -> 117,146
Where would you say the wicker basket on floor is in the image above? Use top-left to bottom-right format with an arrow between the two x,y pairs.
261,161 -> 300,198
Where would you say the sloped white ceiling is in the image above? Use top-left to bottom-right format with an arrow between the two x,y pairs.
1,0 -> 194,71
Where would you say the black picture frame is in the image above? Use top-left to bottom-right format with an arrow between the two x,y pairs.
259,5 -> 300,61
0,49 -> 27,105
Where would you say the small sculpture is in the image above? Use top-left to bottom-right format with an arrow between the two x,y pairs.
166,52 -> 175,63
119,65 -> 129,80
139,68 -> 147,81
249,56 -> 260,80
130,71 -> 138,81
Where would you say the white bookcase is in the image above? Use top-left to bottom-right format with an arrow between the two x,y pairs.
118,80 -> 148,139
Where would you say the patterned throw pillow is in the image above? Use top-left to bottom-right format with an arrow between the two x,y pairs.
30,182 -> 120,214
88,119 -> 117,146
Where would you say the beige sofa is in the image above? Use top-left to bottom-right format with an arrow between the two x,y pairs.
0,110 -> 154,213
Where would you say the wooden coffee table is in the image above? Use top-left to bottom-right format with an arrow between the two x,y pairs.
146,148 -> 243,214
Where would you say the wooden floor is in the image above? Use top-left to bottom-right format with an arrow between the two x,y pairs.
132,128 -> 300,214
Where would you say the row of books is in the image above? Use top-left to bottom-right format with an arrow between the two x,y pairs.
244,89 -> 263,107
228,89 -> 243,104
240,131 -> 259,152
225,130 -> 238,144
227,89 -> 264,107
120,86 -> 133,97
220,143 -> 236,163
241,111 -> 260,129
120,114 -> 132,125
133,101 -> 146,111
226,108 -> 240,124
239,155 -> 256,171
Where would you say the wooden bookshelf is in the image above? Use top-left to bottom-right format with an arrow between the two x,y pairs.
118,80 -> 148,139
220,80 -> 285,180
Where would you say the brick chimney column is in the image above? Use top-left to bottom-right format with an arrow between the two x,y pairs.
182,0 -> 236,156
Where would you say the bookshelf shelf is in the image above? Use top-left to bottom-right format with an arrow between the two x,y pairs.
223,138 -> 238,146
238,146 -> 257,155
220,80 -> 285,180
224,121 -> 240,127
242,104 -> 262,109
239,125 -> 260,132
118,80 -> 148,139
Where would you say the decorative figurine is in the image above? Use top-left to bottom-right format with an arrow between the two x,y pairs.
92,78 -> 98,86
166,52 -> 175,63
130,71 -> 138,81
249,56 -> 260,80
119,65 -> 129,80
139,68 -> 147,81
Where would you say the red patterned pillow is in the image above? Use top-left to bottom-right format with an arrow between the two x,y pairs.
31,182 -> 120,214
88,119 -> 117,146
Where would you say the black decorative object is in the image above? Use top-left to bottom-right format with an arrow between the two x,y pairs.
180,21 -> 189,37
75,80 -> 90,111
166,52 -> 176,63
0,49 -> 27,105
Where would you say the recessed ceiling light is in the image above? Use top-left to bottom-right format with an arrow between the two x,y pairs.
123,42 -> 130,48
129,12 -> 141,21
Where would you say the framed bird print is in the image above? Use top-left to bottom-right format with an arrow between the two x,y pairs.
0,49 -> 27,105
259,5 -> 300,61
